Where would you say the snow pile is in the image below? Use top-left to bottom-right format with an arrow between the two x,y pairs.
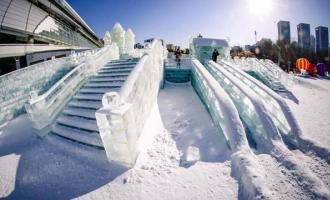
184,146 -> 200,164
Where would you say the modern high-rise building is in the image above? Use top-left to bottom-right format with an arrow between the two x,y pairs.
310,35 -> 316,52
277,21 -> 291,44
297,23 -> 311,49
315,26 -> 329,52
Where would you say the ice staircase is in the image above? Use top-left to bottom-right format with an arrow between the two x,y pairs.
50,58 -> 139,149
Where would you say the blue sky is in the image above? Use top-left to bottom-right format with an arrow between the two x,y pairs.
67,0 -> 330,47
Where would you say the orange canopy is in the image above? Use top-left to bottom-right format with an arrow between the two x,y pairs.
296,58 -> 309,72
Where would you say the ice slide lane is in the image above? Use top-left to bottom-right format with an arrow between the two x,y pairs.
221,59 -> 330,164
207,60 -> 330,199
191,59 -> 275,199
245,58 -> 288,92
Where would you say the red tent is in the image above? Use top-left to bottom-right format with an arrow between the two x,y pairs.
307,63 -> 316,76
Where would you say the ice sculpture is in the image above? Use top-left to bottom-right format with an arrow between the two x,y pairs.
111,22 -> 125,54
96,40 -> 164,167
103,31 -> 112,46
124,28 -> 135,56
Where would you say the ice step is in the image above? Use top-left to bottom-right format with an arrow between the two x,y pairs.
68,100 -> 102,110
52,124 -> 103,148
79,88 -> 119,94
102,65 -> 135,70
97,69 -> 132,74
106,61 -> 137,65
101,63 -> 136,69
56,115 -> 99,132
84,82 -> 123,88
88,77 -> 127,83
63,107 -> 96,119
95,72 -> 130,78
74,93 -> 103,101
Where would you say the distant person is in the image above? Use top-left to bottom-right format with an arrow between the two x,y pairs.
175,48 -> 182,67
212,49 -> 219,62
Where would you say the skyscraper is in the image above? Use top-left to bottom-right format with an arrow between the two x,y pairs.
297,23 -> 311,49
277,21 -> 291,44
315,26 -> 329,52
310,35 -> 316,52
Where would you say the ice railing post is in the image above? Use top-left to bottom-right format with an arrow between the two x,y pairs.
96,40 -> 165,167
25,44 -> 120,137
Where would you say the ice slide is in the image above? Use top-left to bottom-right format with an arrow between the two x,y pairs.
191,59 -> 276,199
229,57 -> 291,92
205,60 -> 330,198
220,59 -> 330,163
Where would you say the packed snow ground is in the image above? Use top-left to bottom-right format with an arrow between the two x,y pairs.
0,79 -> 329,199
283,77 -> 330,148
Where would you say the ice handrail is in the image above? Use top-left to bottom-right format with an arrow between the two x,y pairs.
95,40 -> 165,167
25,44 -> 120,136
0,49 -> 101,127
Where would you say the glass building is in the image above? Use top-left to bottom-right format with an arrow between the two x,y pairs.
315,26 -> 329,52
277,21 -> 291,44
297,23 -> 311,49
